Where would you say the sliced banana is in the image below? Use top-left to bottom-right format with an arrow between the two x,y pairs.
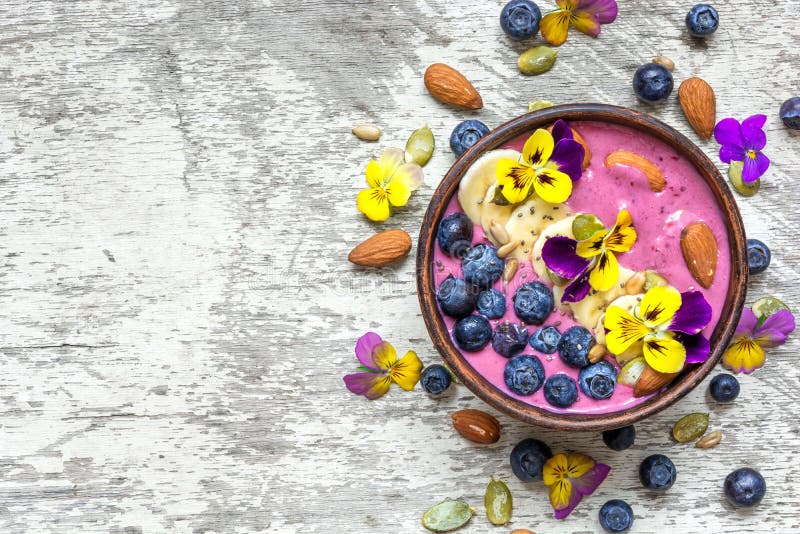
458,149 -> 521,224
480,184 -> 515,238
502,197 -> 571,262
531,216 -> 577,280
554,267 -> 635,335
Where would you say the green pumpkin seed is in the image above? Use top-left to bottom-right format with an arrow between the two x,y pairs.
728,160 -> 760,196
547,268 -> 570,287
528,100 -> 554,112
405,125 -> 435,166
572,213 -> 605,241
422,499 -> 475,532
672,413 -> 709,443
644,269 -> 669,291
752,296 -> 790,323
517,46 -> 558,76
617,357 -> 646,386
484,478 -> 512,525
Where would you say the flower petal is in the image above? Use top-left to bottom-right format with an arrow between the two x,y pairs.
576,0 -> 618,23
549,138 -> 585,182
389,350 -> 423,390
561,268 -> 592,303
355,332 -> 383,369
714,118 -> 745,148
668,291 -> 712,335
549,479 -> 574,513
570,10 -> 601,37
542,236 -> 592,279
735,307 -> 759,337
523,129 -> 555,167
741,114 -> 768,150
571,462 -> 611,496
722,337 -> 765,374
604,305 -> 649,354
371,341 -> 397,370
343,372 -> 392,400
588,250 -> 619,292
719,143 -> 746,164
357,188 -> 391,221
497,159 -> 537,203
643,332 -> 686,374
543,453 -> 569,485
551,119 -> 574,143
391,162 -> 424,191
533,168 -> 573,204
566,452 -> 594,478
682,333 -> 710,364
366,160 -> 384,188
741,152 -> 769,183
553,484 -> 584,520
754,309 -> 796,348
541,10 -> 571,46
639,285 -> 682,328
604,209 -> 637,252
377,147 -> 405,177
576,229 -> 606,258
384,178 -> 411,207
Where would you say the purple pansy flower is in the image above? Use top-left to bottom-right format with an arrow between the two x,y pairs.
713,114 -> 770,183
722,307 -> 795,374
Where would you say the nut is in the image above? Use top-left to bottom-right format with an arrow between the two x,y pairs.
490,220 -> 511,245
451,409 -> 501,444
424,63 -> 483,110
624,271 -> 646,295
695,430 -> 723,449
348,229 -> 412,267
510,530 -> 536,534
351,124 -> 381,141
634,365 -> 678,397
496,240 -> 519,259
588,343 -> 607,363
652,56 -> 675,71
680,221 -> 718,288
605,150 -> 666,192
503,258 -> 519,283
678,77 -> 716,140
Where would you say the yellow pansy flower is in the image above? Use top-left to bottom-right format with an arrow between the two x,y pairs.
357,148 -> 423,222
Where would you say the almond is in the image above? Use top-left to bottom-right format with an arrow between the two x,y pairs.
634,365 -> 678,397
348,229 -> 412,267
424,63 -> 483,110
680,221 -> 718,288
605,150 -> 666,192
451,408 -> 500,444
678,77 -> 716,140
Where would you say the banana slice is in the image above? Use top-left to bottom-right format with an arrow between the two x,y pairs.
531,216 -> 577,280
458,149 -> 521,224
480,184 -> 516,239
502,197 -> 571,262
554,267 -> 635,334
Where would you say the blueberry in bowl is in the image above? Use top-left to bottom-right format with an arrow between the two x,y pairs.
543,374 -> 579,408
436,275 -> 478,318
504,354 -> 545,395
558,326 -> 594,368
462,244 -> 505,290
437,212 -> 473,257
579,360 -> 617,400
476,288 -> 506,319
529,325 -> 561,354
513,281 -> 554,325
453,315 -> 492,352
492,321 -> 530,357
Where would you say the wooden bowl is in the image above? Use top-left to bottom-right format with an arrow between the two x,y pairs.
416,104 -> 747,432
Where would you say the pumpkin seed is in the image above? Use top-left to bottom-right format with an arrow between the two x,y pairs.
672,413 -> 709,443
728,160 -> 760,196
644,269 -> 669,290
751,296 -> 790,323
517,46 -> 558,76
422,499 -> 475,532
695,430 -> 723,449
617,357 -> 646,386
484,477 -> 512,525
352,124 -> 381,141
405,125 -> 435,166
547,268 -> 569,286
572,213 -> 605,241
528,100 -> 554,112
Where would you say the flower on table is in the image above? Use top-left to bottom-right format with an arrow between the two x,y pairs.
603,285 -> 712,374
540,0 -> 619,47
495,119 -> 585,204
343,332 -> 423,399
722,307 -> 795,374
542,209 -> 637,302
713,114 -> 770,183
543,452 -> 610,519
357,148 -> 423,222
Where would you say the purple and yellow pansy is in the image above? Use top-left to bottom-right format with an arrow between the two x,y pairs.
722,307 -> 795,374
343,332 -> 423,399
541,0 -> 619,47
495,119 -> 585,205
714,114 -> 770,183
357,148 -> 423,222
543,452 -> 611,519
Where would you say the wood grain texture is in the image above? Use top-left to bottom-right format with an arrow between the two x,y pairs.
0,1 -> 797,532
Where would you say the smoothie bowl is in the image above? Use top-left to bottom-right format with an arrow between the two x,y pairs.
417,104 -> 747,431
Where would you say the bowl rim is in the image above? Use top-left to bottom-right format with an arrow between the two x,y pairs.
416,103 -> 748,431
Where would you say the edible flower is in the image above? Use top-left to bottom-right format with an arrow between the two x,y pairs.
722,307 -> 795,374
713,114 -> 770,183
495,119 -> 585,204
357,148 -> 423,222
603,286 -> 712,374
543,452 -> 610,519
343,332 -> 422,399
540,0 -> 619,47
542,210 -> 637,302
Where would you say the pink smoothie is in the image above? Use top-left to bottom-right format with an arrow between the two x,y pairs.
432,121 -> 731,414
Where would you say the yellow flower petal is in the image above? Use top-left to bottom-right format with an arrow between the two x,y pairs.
377,147 -> 405,178
638,286 -> 682,328
497,159 -> 537,203
643,332 -> 686,374
541,10 -> 571,46
588,251 -> 619,292
566,453 -> 594,478
604,306 -> 649,355
549,479 -> 572,510
366,160 -> 384,188
522,129 -> 555,167
389,350 -> 423,390
357,188 -> 391,221
569,10 -> 602,37
365,375 -> 393,400
722,337 -> 765,374
371,341 -> 397,370
604,209 -> 637,252
390,163 -> 424,191
385,179 -> 411,207
543,453 -> 569,486
576,229 -> 607,258
533,168 -> 573,204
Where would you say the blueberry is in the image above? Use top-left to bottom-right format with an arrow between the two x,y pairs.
450,120 -> 490,157
476,288 -> 506,319
420,364 -> 452,396
436,275 -> 478,318
602,425 -> 636,451
453,315 -> 492,352
529,325 -> 561,354
499,0 -> 542,40
437,213 -> 474,257
599,499 -> 634,533
685,4 -> 719,37
510,438 -> 552,481
462,244 -> 505,290
724,468 -> 766,508
780,97 -> 800,130
747,238 -> 771,275
513,282 -> 554,325
504,354 -> 545,395
579,360 -> 617,400
633,63 -> 674,103
558,326 -> 594,368
709,373 -> 740,402
492,322 -> 530,357
543,374 -> 579,408
639,454 -> 677,491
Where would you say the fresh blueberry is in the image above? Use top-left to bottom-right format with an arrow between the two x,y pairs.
529,325 -> 561,354
453,315 -> 492,352
633,63 -> 674,103
476,288 -> 506,319
558,326 -> 594,368
499,0 -> 542,40
579,360 -> 617,400
685,4 -> 719,37
504,354 -> 545,395
639,454 -> 677,491
420,364 -> 452,396
602,425 -> 636,451
543,374 -> 579,408
724,468 -> 766,508
709,373 -> 740,402
450,120 -> 490,157
513,282 -> 554,325
510,438 -> 552,481
436,275 -> 478,318
599,499 -> 634,532
780,97 -> 800,130
437,213 -> 474,257
462,244 -> 505,290
492,322 -> 530,357
747,238 -> 771,275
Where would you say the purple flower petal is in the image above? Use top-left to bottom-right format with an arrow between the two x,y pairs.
714,118 -> 744,147
669,291 -> 712,335
553,489 -> 584,520
719,143 -> 746,164
741,152 -> 769,183
561,268 -> 592,303
343,371 -> 381,398
542,236 -> 591,278
577,0 -> 618,23
754,309 -> 796,348
550,138 -> 585,182
572,462 -> 611,497
355,332 -> 383,370
682,333 -> 710,364
736,308 -> 759,337
551,119 -> 574,143
741,114 -> 768,150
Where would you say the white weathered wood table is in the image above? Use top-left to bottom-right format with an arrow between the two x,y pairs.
0,1 -> 798,532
